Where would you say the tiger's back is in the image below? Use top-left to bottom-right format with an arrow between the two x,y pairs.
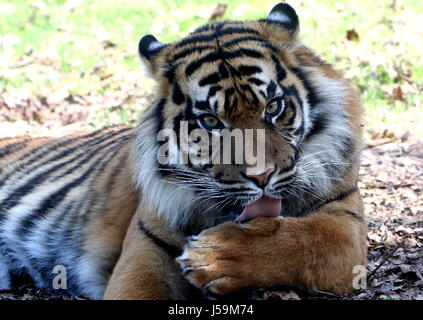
0,125 -> 138,298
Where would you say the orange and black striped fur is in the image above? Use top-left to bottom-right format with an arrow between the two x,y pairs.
0,3 -> 367,299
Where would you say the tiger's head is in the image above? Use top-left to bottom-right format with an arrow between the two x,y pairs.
131,3 -> 362,233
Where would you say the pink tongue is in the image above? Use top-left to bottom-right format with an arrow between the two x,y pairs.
236,196 -> 282,222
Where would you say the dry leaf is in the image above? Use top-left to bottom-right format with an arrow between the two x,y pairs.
346,29 -> 359,41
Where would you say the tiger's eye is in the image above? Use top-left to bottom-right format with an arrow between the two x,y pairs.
266,100 -> 280,115
202,115 -> 219,129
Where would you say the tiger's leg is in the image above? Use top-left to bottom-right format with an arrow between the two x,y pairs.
103,205 -> 188,300
178,189 -> 367,295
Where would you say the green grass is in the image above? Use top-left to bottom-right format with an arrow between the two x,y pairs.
0,0 -> 422,135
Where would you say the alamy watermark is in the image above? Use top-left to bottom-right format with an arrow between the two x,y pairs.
157,121 -> 267,173
52,264 -> 67,290
352,265 -> 367,290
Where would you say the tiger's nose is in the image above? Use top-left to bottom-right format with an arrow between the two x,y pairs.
245,167 -> 275,187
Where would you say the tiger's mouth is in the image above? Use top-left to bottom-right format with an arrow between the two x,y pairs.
227,196 -> 282,222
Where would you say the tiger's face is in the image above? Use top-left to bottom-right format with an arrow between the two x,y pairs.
132,3 -> 355,231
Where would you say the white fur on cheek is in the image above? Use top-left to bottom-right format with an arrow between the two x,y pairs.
130,114 -> 197,229
298,67 -> 353,197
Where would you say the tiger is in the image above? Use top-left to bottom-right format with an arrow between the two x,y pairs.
0,3 -> 367,300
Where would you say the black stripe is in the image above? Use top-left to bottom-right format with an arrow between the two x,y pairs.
272,175 -> 296,190
194,100 -> 210,111
171,45 -> 215,62
219,63 -> 229,78
29,200 -> 77,280
248,77 -> 265,86
212,101 -> 218,113
0,128 -> 108,190
0,140 -> 28,160
305,111 -> 330,140
219,26 -> 260,36
0,131 -> 122,216
306,188 -> 364,222
286,85 -> 305,139
229,64 -> 243,78
138,220 -> 182,258
314,187 -> 358,211
154,99 -> 167,135
0,132 -> 132,213
82,134 -> 134,197
175,25 -> 260,49
215,178 -> 245,185
224,46 -> 265,61
185,96 -> 195,120
17,135 -> 132,236
238,65 -> 262,77
54,199 -> 88,294
290,67 -> 321,108
175,34 -> 216,49
0,128 -> 118,186
185,48 -> 263,77
271,54 -> 287,82
266,80 -> 277,98
185,52 -> 221,77
222,36 -> 277,51
199,72 -> 222,87
26,127 -> 131,178
13,128 -> 104,167
50,132 -> 133,182
9,269 -> 34,289
286,85 -> 303,108
208,85 -> 223,97
164,63 -> 179,83
172,82 -> 185,105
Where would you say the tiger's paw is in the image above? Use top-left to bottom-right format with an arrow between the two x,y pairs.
176,218 -> 282,295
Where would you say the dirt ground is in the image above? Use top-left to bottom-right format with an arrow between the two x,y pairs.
0,132 -> 421,300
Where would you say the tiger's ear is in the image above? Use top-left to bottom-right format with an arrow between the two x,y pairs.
138,34 -> 167,78
265,3 -> 299,33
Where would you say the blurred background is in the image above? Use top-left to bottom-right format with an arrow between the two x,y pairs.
0,0 -> 422,140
